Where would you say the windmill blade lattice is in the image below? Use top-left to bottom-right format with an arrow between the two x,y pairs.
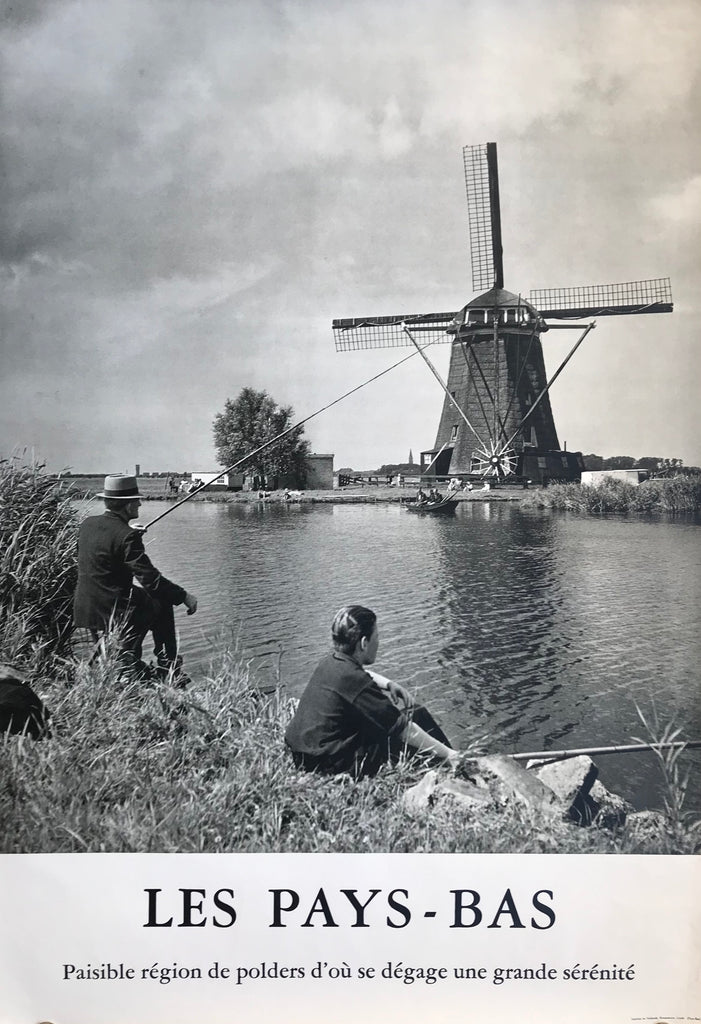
464,143 -> 504,292
333,311 -> 457,351
530,278 -> 672,319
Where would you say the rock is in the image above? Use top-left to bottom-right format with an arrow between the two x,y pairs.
438,775 -> 492,810
534,756 -> 599,824
588,780 -> 634,830
624,810 -> 669,850
402,755 -> 637,832
473,755 -> 561,815
403,770 -> 439,815
402,769 -> 492,818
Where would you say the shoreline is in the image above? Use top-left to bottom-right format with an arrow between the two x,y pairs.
62,482 -> 528,505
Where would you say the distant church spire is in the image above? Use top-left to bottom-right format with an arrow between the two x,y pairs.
408,449 -> 414,465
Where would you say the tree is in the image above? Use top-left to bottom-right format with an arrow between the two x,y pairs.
635,456 -> 664,471
602,455 -> 636,470
213,388 -> 310,487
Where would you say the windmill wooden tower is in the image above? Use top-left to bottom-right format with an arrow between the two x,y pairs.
333,143 -> 673,484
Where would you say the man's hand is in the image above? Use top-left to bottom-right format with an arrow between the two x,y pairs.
184,592 -> 198,615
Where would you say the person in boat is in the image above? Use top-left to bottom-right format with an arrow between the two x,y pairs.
416,487 -> 428,504
429,487 -> 443,502
73,475 -> 198,683
285,605 -> 459,779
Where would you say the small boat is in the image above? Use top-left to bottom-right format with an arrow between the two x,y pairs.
404,496 -> 459,515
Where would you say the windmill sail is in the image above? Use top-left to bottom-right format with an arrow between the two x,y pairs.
530,278 -> 673,319
464,143 -> 504,291
333,311 -> 457,351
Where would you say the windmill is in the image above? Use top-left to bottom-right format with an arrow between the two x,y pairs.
332,143 -> 673,484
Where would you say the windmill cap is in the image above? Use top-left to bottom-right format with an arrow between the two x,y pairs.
98,475 -> 141,500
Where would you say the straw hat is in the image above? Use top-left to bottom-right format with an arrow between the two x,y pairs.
98,474 -> 141,500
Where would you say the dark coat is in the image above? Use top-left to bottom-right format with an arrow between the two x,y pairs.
73,511 -> 186,631
0,664 -> 50,739
284,650 -> 408,776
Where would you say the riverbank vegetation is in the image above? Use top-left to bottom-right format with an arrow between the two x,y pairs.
0,459 -> 78,666
1,460 -> 699,854
2,648 -> 699,854
520,476 -> 701,515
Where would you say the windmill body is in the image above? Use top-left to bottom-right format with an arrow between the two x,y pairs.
426,286 -> 560,479
333,144 -> 673,484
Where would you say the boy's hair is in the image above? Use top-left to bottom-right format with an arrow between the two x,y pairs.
331,605 -> 376,654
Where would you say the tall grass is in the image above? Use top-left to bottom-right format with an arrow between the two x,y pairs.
0,644 -> 698,854
521,476 -> 701,515
0,457 -> 79,666
632,704 -> 701,852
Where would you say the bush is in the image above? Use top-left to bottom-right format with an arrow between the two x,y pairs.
0,457 -> 79,665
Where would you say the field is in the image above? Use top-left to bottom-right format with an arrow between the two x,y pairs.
56,475 -> 185,499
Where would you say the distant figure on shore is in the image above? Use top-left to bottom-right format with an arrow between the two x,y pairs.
463,480 -> 474,492
285,605 -> 459,778
447,477 -> 460,493
73,475 -> 198,683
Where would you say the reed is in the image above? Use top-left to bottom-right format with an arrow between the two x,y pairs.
520,476 -> 701,515
0,457 -> 79,665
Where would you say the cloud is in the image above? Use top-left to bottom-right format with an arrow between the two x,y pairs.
1,0 -> 699,470
649,175 -> 701,227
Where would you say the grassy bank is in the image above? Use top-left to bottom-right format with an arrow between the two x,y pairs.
520,476 -> 701,515
2,461 -> 698,854
2,648 -> 698,854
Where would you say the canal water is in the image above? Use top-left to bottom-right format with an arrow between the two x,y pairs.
137,500 -> 700,811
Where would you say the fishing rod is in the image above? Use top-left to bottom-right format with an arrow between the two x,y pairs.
508,739 -> 701,765
141,344 -> 434,532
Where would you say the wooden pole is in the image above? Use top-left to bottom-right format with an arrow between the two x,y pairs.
509,740 -> 701,763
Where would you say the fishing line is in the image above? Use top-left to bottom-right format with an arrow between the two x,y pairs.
141,343 -> 433,533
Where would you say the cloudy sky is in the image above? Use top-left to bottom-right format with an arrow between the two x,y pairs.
2,0 -> 700,473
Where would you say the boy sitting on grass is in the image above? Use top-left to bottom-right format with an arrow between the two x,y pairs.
285,605 -> 459,779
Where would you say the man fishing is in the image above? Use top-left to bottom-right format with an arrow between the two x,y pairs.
73,474 -> 198,683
